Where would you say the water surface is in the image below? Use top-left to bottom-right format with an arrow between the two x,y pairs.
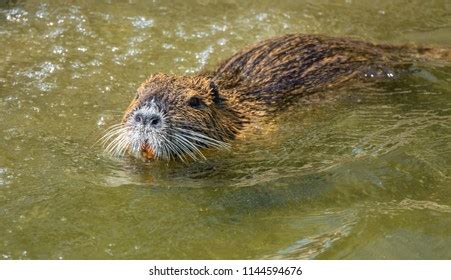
0,0 -> 450,259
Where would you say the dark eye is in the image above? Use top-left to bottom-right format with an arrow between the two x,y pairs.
188,96 -> 202,108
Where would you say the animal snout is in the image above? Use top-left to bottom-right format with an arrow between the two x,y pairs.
134,113 -> 162,127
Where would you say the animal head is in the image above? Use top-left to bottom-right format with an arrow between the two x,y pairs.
101,74 -> 241,161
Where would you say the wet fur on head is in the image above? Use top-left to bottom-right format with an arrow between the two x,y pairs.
101,74 -> 242,161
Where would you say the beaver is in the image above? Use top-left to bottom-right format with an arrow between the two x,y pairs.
101,34 -> 449,161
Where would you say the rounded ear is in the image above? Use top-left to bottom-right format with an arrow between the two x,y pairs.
209,81 -> 221,104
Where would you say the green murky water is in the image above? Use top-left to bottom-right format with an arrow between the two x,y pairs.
0,0 -> 450,259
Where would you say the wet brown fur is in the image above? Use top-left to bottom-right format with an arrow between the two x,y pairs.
123,34 -> 449,155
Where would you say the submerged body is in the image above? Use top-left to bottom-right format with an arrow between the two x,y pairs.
102,34 -> 448,161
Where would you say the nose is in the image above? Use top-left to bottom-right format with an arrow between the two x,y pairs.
134,113 -> 162,127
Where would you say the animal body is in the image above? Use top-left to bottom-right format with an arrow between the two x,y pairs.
101,34 -> 449,161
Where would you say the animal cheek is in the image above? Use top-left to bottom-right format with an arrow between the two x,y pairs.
122,100 -> 139,122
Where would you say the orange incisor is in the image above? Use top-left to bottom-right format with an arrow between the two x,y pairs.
141,143 -> 155,160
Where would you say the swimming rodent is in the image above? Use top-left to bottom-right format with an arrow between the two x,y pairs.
101,34 -> 450,161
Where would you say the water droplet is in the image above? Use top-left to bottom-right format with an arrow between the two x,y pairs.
52,46 -> 66,55
162,43 -> 175,49
217,38 -> 227,46
5,8 -> 29,23
77,47 -> 88,53
195,45 -> 214,69
256,13 -> 268,21
130,16 -> 154,29
97,117 -> 105,127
